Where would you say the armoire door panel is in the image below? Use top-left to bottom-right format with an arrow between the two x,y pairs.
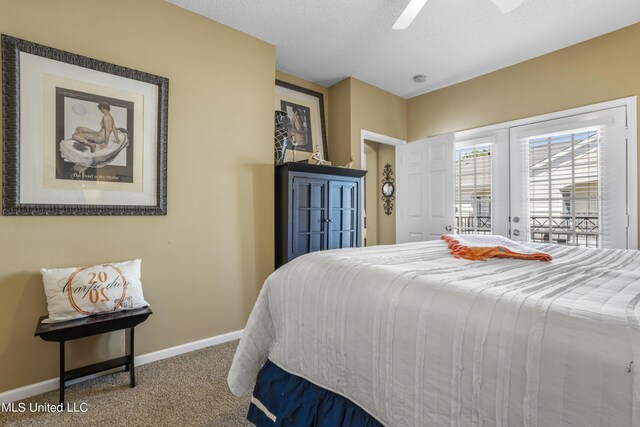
310,209 -> 323,233
292,177 -> 328,259
328,180 -> 358,250
297,185 -> 310,208
298,210 -> 310,233
342,210 -> 353,230
330,186 -> 342,208
309,234 -> 323,252
297,235 -> 310,256
310,184 -> 325,209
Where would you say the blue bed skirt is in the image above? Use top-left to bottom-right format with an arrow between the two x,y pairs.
248,360 -> 383,427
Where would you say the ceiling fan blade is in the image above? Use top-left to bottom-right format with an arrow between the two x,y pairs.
490,0 -> 524,14
393,0 -> 429,30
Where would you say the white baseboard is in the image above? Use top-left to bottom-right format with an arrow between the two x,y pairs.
0,329 -> 243,404
134,329 -> 243,365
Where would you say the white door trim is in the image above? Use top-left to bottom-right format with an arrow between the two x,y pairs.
627,98 -> 638,250
360,129 -> 406,245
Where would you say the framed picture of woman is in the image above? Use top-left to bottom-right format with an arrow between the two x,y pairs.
274,80 -> 328,163
1,34 -> 168,215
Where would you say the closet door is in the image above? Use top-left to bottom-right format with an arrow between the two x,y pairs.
328,180 -> 359,250
292,177 -> 329,259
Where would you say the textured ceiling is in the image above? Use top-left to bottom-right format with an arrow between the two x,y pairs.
166,0 -> 640,99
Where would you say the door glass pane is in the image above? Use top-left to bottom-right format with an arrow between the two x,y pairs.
527,129 -> 599,248
455,144 -> 492,234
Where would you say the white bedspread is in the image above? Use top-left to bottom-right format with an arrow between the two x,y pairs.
228,240 -> 640,426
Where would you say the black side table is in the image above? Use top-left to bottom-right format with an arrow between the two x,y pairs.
34,307 -> 152,404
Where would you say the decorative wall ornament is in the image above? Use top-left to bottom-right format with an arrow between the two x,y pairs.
274,110 -> 290,165
381,163 -> 395,215
308,145 -> 331,165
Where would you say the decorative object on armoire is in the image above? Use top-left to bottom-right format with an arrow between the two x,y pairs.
308,145 -> 331,165
275,79 -> 328,163
275,162 -> 367,268
1,35 -> 168,216
341,155 -> 355,169
381,163 -> 395,215
274,110 -> 290,165
40,259 -> 149,323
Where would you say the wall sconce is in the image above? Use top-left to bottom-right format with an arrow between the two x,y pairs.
381,163 -> 395,215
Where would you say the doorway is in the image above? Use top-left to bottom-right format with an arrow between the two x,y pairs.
359,130 -> 406,246
363,140 -> 397,246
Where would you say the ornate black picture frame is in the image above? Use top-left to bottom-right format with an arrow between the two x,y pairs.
2,35 -> 169,215
275,79 -> 328,163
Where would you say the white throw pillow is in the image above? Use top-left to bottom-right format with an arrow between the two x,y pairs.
40,259 -> 149,323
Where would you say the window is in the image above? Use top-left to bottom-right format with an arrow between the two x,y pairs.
509,105 -> 630,249
526,130 -> 600,247
454,144 -> 492,234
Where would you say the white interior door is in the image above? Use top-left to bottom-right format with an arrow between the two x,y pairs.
509,107 -> 628,248
398,133 -> 455,243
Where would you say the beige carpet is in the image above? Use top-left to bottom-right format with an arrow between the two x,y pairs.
0,340 -> 252,427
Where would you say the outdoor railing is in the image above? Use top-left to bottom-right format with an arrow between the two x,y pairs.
455,216 -> 491,234
529,215 -> 599,247
455,215 -> 599,247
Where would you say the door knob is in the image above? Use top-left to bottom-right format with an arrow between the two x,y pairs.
513,216 -> 520,223
513,229 -> 520,236
445,225 -> 452,232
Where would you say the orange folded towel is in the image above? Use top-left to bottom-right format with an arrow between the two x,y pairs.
441,234 -> 552,262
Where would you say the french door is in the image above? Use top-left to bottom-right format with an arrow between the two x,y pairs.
450,105 -> 631,249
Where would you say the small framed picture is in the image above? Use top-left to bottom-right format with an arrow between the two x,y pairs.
1,35 -> 168,215
275,80 -> 328,163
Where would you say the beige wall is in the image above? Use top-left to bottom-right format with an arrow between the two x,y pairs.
328,78 -> 352,165
0,0 -> 275,392
328,77 -> 406,166
350,78 -> 406,167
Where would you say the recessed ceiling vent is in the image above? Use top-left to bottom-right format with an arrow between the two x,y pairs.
413,74 -> 427,83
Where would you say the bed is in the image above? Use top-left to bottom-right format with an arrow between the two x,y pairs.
228,239 -> 640,426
